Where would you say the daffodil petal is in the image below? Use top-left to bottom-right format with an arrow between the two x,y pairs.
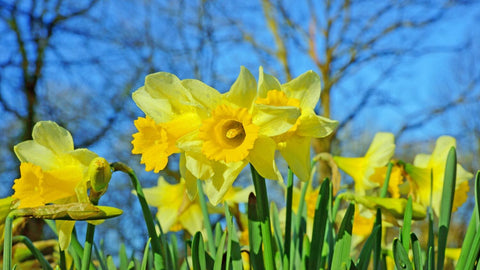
204,160 -> 247,205
452,181 -> 469,213
280,135 -> 312,182
132,86 -> 174,122
224,66 -> 257,109
223,185 -> 255,205
185,152 -> 214,180
281,70 -> 321,109
179,203 -> 204,236
365,132 -> 395,166
334,156 -> 368,193
258,66 -> 282,97
412,154 -> 431,167
248,136 -> 281,180
42,166 -> 83,203
180,153 -> 198,200
56,220 -> 75,250
69,149 -> 99,168
32,121 -> 74,155
430,136 -> 456,165
253,104 -> 300,136
14,141 -> 57,170
181,79 -> 222,111
296,110 -> 338,138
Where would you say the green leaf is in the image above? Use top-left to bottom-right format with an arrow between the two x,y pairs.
119,243 -> 128,270
94,242 -> 107,270
458,171 -> 480,270
427,208 -> 435,270
248,193 -> 265,270
192,232 -> 207,270
401,197 -> 413,253
308,178 -> 330,270
141,238 -> 152,270
213,229 -> 227,270
393,238 -> 413,270
271,202 -> 284,257
331,203 -> 355,270
302,235 -> 311,270
215,223 -> 223,248
284,168 -> 294,268
225,204 -> 243,270
197,179 -> 216,255
356,225 -> 380,270
437,147 -> 457,270
411,233 -> 422,270
379,162 -> 393,198
372,209 -> 382,270
107,255 -> 117,270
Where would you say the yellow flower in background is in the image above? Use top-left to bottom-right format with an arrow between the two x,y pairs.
255,67 -> 338,181
143,177 -> 204,236
334,132 -> 395,195
12,121 -> 103,250
369,163 -> 404,198
405,136 -> 472,216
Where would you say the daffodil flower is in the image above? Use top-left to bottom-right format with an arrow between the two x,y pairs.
133,67 -> 301,205
255,67 -> 338,181
334,132 -> 396,195
12,121 -> 102,249
404,136 -> 472,216
142,177 -> 204,236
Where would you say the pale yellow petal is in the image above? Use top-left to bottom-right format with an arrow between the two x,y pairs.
179,203 -> 204,236
204,161 -> 247,205
132,86 -> 174,122
252,104 -> 300,136
281,70 -> 321,109
248,136 -> 281,180
156,207 -> 179,233
413,154 -> 431,168
334,156 -> 371,194
180,153 -> 198,200
223,185 -> 255,205
430,136 -> 456,166
69,149 -> 99,168
258,66 -> 282,98
365,132 -> 395,166
280,135 -> 312,182
185,152 -> 214,180
181,79 -> 222,112
56,220 -> 75,250
14,141 -> 57,170
32,121 -> 74,154
42,166 -> 83,203
296,110 -> 338,138
224,66 -> 257,109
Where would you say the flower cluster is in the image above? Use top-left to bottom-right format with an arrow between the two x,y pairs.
131,67 -> 338,205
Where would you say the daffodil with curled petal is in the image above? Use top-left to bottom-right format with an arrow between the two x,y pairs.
255,67 -> 338,181
12,121 -> 103,249
133,67 -> 301,205
334,132 -> 396,195
404,136 -> 472,216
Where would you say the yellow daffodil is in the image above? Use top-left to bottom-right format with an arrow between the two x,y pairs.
404,136 -> 472,216
133,67 -> 301,205
12,121 -> 103,249
131,73 -> 203,173
143,177 -> 204,236
334,132 -> 396,195
255,67 -> 338,181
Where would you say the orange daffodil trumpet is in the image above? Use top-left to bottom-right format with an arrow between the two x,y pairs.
12,121 -> 111,250
132,67 -> 338,205
405,136 -> 472,217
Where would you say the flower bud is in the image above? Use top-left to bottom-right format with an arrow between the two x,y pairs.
88,157 -> 112,194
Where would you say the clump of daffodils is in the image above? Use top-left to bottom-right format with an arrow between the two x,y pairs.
131,66 -> 338,204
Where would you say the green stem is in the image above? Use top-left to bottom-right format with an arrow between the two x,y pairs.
197,179 -> 216,255
111,162 -> 165,270
3,211 -> 15,270
250,165 -> 275,270
379,162 -> 393,198
12,235 -> 53,270
81,223 -> 95,270
284,168 -> 294,266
